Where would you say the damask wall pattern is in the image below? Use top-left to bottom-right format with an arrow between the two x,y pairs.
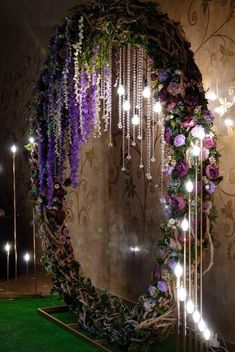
0,0 -> 234,345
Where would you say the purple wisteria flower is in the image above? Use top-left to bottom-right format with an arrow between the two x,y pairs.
173,134 -> 186,147
158,69 -> 169,82
157,281 -> 168,293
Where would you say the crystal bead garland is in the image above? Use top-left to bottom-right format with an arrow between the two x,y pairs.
118,47 -> 124,130
126,44 -> 131,160
160,117 -> 165,199
146,58 -> 152,180
107,44 -> 113,147
132,48 -> 137,147
93,71 -> 102,138
137,47 -> 144,169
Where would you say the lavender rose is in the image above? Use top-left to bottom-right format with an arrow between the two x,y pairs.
205,181 -> 216,194
157,281 -> 168,293
167,82 -> 183,96
190,125 -> 205,139
175,160 -> 190,177
173,134 -> 186,147
206,165 -> 219,180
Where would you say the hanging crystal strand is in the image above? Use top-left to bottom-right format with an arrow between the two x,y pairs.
160,120 -> 165,199
146,58 -> 152,180
93,72 -> 102,138
121,46 -> 126,172
126,44 -> 131,160
118,47 -> 123,129
108,44 -> 113,147
151,111 -> 156,163
137,47 -> 144,168
132,48 -> 137,147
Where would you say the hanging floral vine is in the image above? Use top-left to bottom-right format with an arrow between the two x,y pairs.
27,0 -> 222,350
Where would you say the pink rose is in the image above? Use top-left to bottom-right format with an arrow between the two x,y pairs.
206,165 -> 219,180
203,137 -> 216,149
166,102 -> 177,112
182,115 -> 196,128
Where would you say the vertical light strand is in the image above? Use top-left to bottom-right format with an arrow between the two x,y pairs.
188,189 -> 192,352
121,46 -> 126,172
137,47 -> 144,168
126,44 -> 131,160
132,48 -> 137,147
151,112 -> 156,163
183,227 -> 187,352
194,155 -> 198,352
94,71 -> 102,138
146,58 -> 152,179
118,47 -> 123,129
108,44 -> 113,147
200,138 -> 203,352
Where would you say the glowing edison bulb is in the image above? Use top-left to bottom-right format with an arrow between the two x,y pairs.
191,144 -> 200,157
193,310 -> 201,323
11,145 -> 17,154
117,84 -> 125,96
198,319 -> 206,332
185,179 -> 193,193
181,218 -> 189,232
132,114 -> 140,126
205,90 -> 217,101
24,252 -> 30,262
123,100 -> 131,112
153,101 -> 162,113
178,287 -> 187,301
224,118 -> 233,127
186,300 -> 194,314
142,86 -> 151,99
4,242 -> 10,254
204,328 -> 211,341
29,136 -> 35,144
174,263 -> 183,278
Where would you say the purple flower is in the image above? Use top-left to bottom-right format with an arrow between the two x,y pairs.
182,115 -> 196,128
203,110 -> 214,123
190,125 -> 205,139
203,200 -> 212,214
166,165 -> 174,176
157,281 -> 168,293
153,265 -> 161,279
168,259 -> 177,270
203,137 -> 216,149
171,196 -> 186,211
205,181 -> 216,194
148,285 -> 157,297
158,87 -> 168,102
167,82 -> 183,96
173,134 -> 186,147
144,301 -> 153,312
206,165 -> 219,180
158,69 -> 169,82
175,160 -> 190,177
164,126 -> 172,143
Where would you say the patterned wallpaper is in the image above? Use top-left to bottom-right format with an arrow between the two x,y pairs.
0,0 -> 234,345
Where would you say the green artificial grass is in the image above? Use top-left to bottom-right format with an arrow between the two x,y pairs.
0,295 -> 181,352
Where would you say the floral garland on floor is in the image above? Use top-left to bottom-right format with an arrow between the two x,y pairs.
27,0 -> 222,350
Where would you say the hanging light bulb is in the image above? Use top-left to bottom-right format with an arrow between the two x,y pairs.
193,310 -> 201,323
198,127 -> 205,140
205,90 -> 217,101
174,262 -> 183,278
224,118 -> 233,127
178,287 -> 187,301
123,99 -> 131,112
142,86 -> 151,99
11,145 -> 17,154
24,252 -> 30,263
186,300 -> 194,314
4,242 -> 11,255
191,144 -> 201,157
132,108 -> 140,126
117,84 -> 125,96
204,328 -> 211,341
181,218 -> 189,232
185,179 -> 194,193
198,318 -> 206,332
153,101 -> 162,113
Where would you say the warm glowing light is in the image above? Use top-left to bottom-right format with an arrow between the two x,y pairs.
123,100 -> 131,111
129,246 -> 140,253
174,263 -> 183,278
204,328 -> 211,341
193,310 -> 201,323
181,218 -> 189,232
29,137 -> 35,144
224,118 -> 233,127
185,179 -> 193,193
11,145 -> 17,154
198,319 -> 206,332
117,85 -> 125,96
198,128 -> 205,140
142,86 -> 151,99
191,144 -> 200,157
132,114 -> 140,126
178,287 -> 187,301
24,252 -> 30,262
186,300 -> 194,314
4,242 -> 10,254
153,101 -> 162,113
205,90 -> 217,101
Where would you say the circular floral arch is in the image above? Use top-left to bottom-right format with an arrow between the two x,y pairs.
29,0 -> 221,348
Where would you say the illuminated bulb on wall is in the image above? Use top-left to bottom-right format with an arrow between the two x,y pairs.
185,179 -> 193,193
117,84 -> 125,96
129,246 -> 140,253
198,319 -> 206,332
224,118 -> 233,127
11,145 -> 17,154
24,252 -> 30,262
174,263 -> 183,278
4,242 -> 11,254
178,287 -> 187,301
29,136 -> 35,144
181,218 -> 189,232
153,101 -> 162,113
205,90 -> 217,101
142,86 -> 151,99
204,328 -> 211,341
186,300 -> 195,314
123,100 -> 131,111
132,114 -> 140,126
193,310 -> 201,323
191,144 -> 200,157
